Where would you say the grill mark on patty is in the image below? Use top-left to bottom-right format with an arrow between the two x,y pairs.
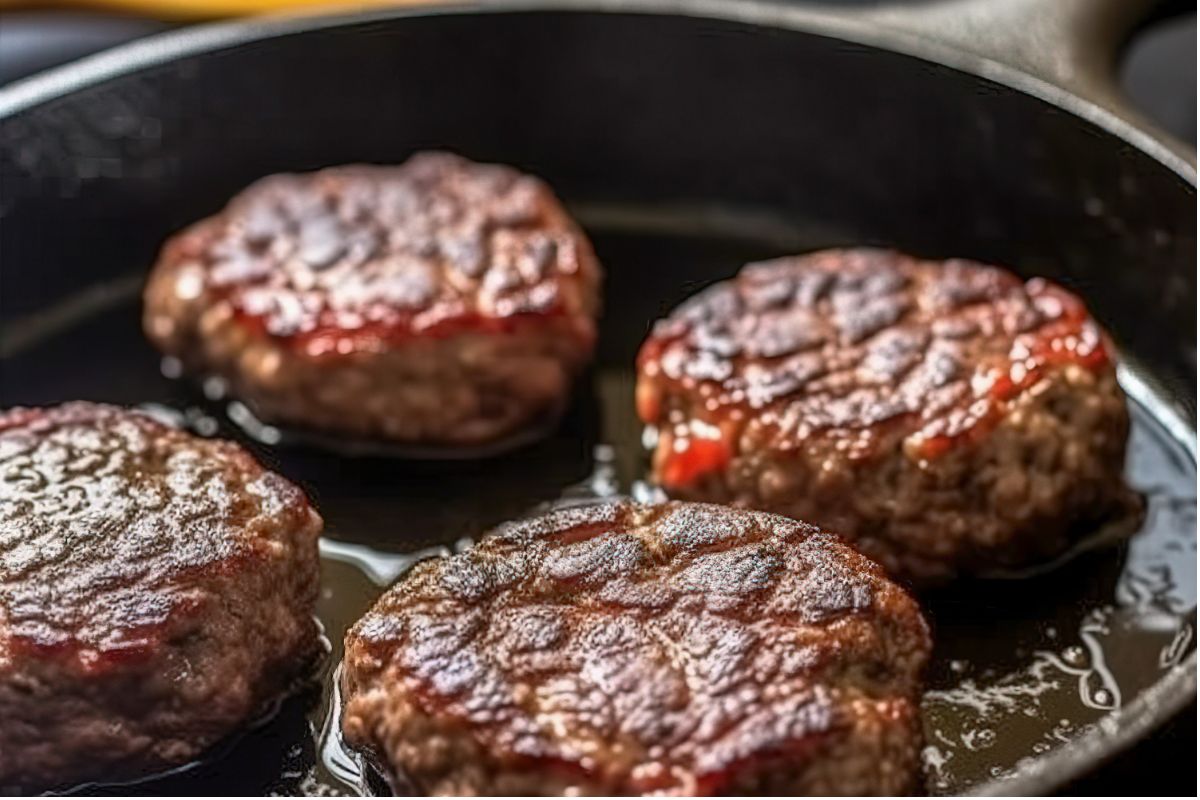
0,403 -> 312,671
342,501 -> 930,794
152,152 -> 597,356
637,248 -> 1111,461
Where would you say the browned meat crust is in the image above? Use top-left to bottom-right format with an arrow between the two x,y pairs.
0,403 -> 323,793
635,249 -> 1134,583
341,501 -> 930,795
143,152 -> 602,446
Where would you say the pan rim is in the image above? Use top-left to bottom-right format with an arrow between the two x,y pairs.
0,0 -> 1194,185
0,1 -> 1194,795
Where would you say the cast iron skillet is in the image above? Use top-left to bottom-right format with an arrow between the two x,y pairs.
0,0 -> 1195,795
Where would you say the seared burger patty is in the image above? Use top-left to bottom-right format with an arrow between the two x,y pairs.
636,249 -> 1135,583
144,152 -> 602,447
0,403 -> 322,793
341,501 -> 930,795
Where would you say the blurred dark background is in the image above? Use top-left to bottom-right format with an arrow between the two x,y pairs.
0,0 -> 1195,796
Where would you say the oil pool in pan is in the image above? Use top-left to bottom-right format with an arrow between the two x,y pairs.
3,208 -> 1194,796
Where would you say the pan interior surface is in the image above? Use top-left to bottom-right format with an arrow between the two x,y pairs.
2,205 -> 1194,796
0,7 -> 1194,795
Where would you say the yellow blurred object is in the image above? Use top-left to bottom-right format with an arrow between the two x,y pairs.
0,0 -> 436,21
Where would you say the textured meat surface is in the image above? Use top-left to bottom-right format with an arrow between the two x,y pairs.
143,152 -> 602,444
342,501 -> 930,795
638,249 -> 1108,461
0,403 -> 322,792
636,250 -> 1134,582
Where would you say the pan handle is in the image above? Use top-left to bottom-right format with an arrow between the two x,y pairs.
851,0 -> 1194,161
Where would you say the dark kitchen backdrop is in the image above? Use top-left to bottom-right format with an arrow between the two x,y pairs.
0,0 -> 1195,795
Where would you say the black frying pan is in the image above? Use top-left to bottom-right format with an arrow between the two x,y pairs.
0,0 -> 1195,795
